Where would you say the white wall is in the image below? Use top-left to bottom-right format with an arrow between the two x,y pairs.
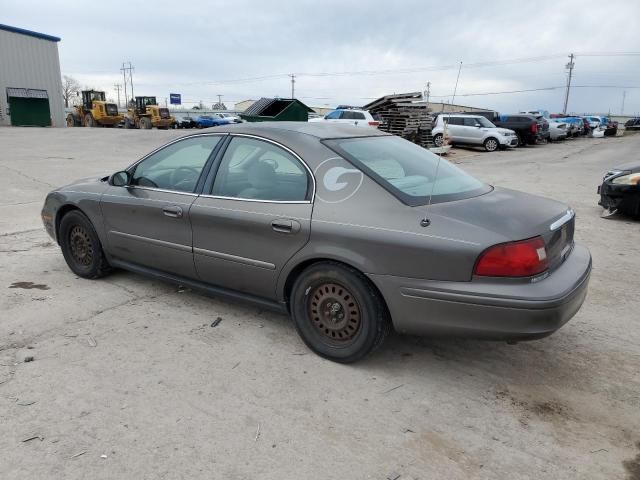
0,29 -> 64,127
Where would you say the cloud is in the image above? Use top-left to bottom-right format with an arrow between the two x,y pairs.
3,0 -> 639,113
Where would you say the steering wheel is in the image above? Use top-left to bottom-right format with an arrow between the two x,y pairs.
169,166 -> 200,190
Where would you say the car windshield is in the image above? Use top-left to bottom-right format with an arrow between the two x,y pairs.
324,136 -> 491,206
476,117 -> 495,128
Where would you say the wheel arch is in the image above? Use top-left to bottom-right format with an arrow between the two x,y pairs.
54,203 -> 83,244
281,257 -> 390,319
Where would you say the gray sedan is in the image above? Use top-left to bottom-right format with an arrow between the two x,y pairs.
41,122 -> 591,362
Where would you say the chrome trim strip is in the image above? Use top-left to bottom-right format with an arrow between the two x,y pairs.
550,209 -> 574,231
109,230 -> 192,252
193,247 -> 276,270
127,186 -> 199,196
101,193 -> 194,206
198,194 -> 311,204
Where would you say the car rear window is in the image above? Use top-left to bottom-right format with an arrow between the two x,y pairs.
323,136 -> 491,206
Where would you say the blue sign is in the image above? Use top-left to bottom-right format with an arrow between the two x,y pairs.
169,93 -> 181,105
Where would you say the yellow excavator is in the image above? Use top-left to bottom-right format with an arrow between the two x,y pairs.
124,96 -> 174,129
66,90 -> 123,127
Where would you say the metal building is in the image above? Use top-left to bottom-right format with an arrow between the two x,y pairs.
0,24 -> 64,127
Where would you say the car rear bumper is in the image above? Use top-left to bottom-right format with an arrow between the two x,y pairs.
368,243 -> 591,340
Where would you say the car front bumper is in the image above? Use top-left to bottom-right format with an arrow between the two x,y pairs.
500,136 -> 519,148
598,181 -> 640,215
368,243 -> 591,340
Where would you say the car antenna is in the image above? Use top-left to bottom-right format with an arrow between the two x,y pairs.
422,119 -> 446,228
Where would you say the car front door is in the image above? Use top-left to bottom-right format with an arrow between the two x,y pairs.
463,117 -> 484,144
190,135 -> 313,300
100,134 -> 224,278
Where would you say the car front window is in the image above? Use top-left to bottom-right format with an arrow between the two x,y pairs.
324,136 -> 491,206
131,136 -> 221,192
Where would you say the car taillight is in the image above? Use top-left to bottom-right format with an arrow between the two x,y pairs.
368,121 -> 380,127
474,236 -> 548,277
531,123 -> 538,133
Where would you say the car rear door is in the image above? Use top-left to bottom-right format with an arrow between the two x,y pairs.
100,135 -> 224,278
190,134 -> 314,300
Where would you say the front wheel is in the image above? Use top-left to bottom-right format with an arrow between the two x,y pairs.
484,137 -> 499,152
433,133 -> 444,147
59,210 -> 111,279
290,262 -> 391,363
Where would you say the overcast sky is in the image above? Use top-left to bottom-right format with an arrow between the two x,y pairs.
3,0 -> 639,114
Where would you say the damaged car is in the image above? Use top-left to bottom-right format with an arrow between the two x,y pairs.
598,161 -> 640,218
41,123 -> 592,363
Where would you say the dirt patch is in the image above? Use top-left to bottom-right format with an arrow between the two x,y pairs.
530,400 -> 569,419
9,281 -> 50,290
623,442 -> 640,480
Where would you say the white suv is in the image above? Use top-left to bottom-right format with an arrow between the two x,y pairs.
309,108 -> 380,128
432,114 -> 518,152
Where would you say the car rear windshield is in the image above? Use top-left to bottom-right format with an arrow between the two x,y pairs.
323,135 -> 492,206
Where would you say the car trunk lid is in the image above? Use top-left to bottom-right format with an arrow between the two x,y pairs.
432,187 -> 574,272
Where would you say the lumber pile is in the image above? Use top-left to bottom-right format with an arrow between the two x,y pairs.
362,92 -> 434,148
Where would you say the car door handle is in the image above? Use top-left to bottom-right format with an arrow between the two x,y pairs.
271,219 -> 300,234
162,206 -> 183,218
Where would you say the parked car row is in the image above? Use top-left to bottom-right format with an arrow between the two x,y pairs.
172,113 -> 244,129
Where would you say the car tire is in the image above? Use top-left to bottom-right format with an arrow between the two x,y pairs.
59,210 -> 111,279
516,133 -> 526,147
433,133 -> 444,147
484,137 -> 499,152
290,262 -> 391,363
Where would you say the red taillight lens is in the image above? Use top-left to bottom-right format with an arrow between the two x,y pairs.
368,121 -> 380,127
474,236 -> 548,277
531,123 -> 538,133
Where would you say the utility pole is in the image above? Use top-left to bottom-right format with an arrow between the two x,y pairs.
289,74 -> 296,99
217,94 -> 223,107
121,62 -> 135,105
621,90 -> 626,115
563,53 -> 575,114
451,62 -> 462,105
121,64 -> 128,107
113,83 -> 122,108
423,81 -> 431,108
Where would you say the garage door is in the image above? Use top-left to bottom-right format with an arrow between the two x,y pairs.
7,88 -> 51,127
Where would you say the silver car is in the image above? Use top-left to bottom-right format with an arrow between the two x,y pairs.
432,114 -> 519,151
41,123 -> 591,363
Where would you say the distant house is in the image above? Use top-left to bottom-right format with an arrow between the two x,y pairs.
234,99 -> 257,112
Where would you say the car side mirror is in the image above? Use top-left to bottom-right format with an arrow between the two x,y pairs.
109,171 -> 131,187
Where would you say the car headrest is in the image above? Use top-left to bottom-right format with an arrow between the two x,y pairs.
248,162 -> 276,189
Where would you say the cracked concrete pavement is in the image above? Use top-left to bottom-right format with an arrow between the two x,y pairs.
0,127 -> 639,479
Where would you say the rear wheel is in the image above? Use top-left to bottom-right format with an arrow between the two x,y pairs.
59,211 -> 111,279
433,133 -> 444,147
290,262 -> 391,363
484,137 -> 499,152
139,117 -> 152,129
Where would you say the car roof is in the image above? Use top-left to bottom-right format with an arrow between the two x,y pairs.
192,121 -> 390,140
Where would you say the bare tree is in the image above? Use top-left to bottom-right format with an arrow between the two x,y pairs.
61,75 -> 80,107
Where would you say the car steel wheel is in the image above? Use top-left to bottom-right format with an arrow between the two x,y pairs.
433,133 -> 444,147
69,225 -> 94,267
484,138 -> 498,152
308,282 -> 361,343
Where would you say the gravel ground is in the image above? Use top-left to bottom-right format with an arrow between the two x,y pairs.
0,127 -> 639,480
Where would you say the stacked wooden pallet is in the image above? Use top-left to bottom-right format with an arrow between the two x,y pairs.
362,92 -> 435,148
